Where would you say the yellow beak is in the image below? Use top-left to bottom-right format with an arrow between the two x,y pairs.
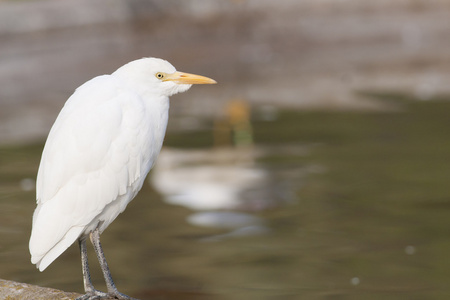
164,71 -> 217,84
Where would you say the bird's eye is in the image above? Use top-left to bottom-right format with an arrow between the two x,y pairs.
155,72 -> 165,80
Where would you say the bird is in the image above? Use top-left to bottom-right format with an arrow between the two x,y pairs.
29,57 -> 216,300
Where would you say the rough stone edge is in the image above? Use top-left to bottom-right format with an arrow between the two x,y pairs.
0,279 -> 80,300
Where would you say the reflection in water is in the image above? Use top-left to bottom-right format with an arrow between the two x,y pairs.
188,212 -> 269,242
188,211 -> 262,229
150,147 -> 275,240
151,148 -> 267,210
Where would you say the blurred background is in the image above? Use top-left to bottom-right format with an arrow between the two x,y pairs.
1,0 -> 450,299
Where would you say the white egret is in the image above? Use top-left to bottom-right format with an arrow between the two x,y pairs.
29,57 -> 216,300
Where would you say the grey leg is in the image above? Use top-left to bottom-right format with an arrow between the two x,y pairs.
90,228 -> 134,299
77,238 -> 109,300
80,238 -> 94,293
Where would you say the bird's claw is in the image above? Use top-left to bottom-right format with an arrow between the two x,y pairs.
76,290 -> 136,300
76,289 -> 109,300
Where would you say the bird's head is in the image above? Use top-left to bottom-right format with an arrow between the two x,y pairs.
112,57 -> 216,97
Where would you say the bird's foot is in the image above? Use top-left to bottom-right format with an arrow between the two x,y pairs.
76,290 -> 136,300
76,289 -> 109,300
77,289 -> 136,300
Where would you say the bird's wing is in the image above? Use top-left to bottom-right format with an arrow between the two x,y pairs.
30,75 -> 156,270
37,75 -> 150,205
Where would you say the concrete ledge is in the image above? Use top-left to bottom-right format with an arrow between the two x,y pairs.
0,279 -> 80,300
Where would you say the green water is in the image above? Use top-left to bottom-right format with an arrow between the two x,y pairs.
1,95 -> 450,299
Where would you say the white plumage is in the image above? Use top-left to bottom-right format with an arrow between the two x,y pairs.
29,57 -> 215,299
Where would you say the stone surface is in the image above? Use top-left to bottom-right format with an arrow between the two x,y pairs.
0,279 -> 80,300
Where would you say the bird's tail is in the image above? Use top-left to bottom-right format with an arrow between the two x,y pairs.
29,203 -> 84,271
